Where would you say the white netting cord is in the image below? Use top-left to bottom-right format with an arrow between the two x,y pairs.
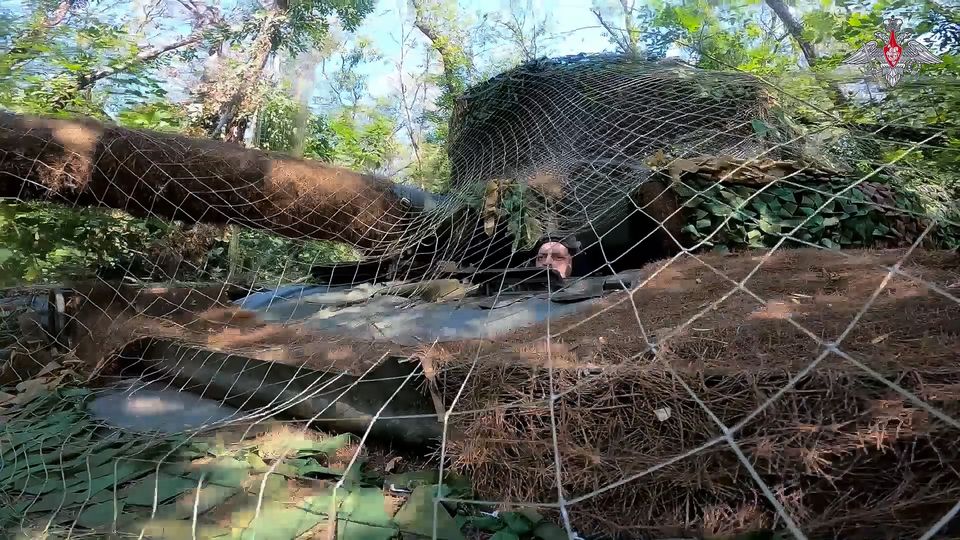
1,51 -> 958,540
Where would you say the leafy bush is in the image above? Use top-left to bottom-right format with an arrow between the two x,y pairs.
0,202 -> 358,287
675,178 -> 960,252
0,203 -> 165,286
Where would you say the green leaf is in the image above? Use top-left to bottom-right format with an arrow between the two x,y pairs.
392,485 -> 465,540
807,214 -> 825,230
246,453 -> 268,472
490,530 -> 521,540
154,481 -> 240,520
533,522 -> 569,540
720,190 -> 744,206
758,220 -> 779,234
338,458 -> 367,488
750,199 -> 769,214
25,460 -> 146,513
468,514 -> 505,531
236,493 -> 334,540
0,248 -> 13,265
123,472 -> 200,506
672,184 -> 696,197
517,507 -> 543,525
779,202 -> 798,216
340,487 -> 395,528
773,187 -> 795,202
695,218 -> 712,230
338,521 -> 396,540
751,119 -> 770,137
76,500 -> 123,529
502,512 -> 535,534
822,217 -> 840,227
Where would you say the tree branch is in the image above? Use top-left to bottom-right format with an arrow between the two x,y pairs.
43,0 -> 83,28
590,7 -> 633,56
77,33 -> 205,90
764,0 -> 817,67
410,0 -> 470,100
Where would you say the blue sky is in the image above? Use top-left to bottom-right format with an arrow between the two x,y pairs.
332,0 -> 620,101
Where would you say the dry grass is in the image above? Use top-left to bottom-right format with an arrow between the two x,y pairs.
67,247 -> 960,538
435,248 -> 960,538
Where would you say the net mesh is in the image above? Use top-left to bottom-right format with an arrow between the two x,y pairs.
1,50 -> 959,540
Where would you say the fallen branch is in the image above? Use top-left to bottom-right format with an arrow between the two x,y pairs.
0,111 -> 413,251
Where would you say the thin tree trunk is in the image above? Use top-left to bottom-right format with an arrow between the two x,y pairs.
44,0 -> 82,27
411,0 -> 469,101
764,0 -> 817,67
211,9 -> 283,142
765,0 -> 852,108
0,112 -> 413,251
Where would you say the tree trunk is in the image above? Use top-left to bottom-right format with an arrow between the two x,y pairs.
0,112 -> 412,251
765,0 -> 852,108
411,0 -> 470,101
764,0 -> 817,67
211,8 -> 282,142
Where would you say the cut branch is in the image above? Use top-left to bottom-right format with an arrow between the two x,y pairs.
0,112 -> 413,251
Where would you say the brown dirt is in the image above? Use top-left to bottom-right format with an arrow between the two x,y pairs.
64,247 -> 960,538
0,111 -> 412,251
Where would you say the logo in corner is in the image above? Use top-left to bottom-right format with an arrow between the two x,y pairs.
842,17 -> 942,88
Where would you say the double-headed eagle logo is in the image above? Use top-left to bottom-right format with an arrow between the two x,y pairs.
842,17 -> 942,88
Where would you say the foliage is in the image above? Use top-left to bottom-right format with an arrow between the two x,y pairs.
1,0 -> 959,284
271,0 -> 376,55
0,203 -> 167,287
456,507 -> 568,540
0,201 -> 353,287
256,84 -> 337,161
0,0 -> 377,285
464,180 -> 541,252
0,383 -> 566,539
114,100 -> 192,133
328,108 -> 400,173
674,177 -> 960,252
227,229 -> 358,285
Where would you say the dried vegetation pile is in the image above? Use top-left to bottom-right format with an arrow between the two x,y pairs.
60,248 -> 960,538
434,248 -> 960,538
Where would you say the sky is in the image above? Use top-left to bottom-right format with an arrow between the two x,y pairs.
3,0 -> 924,117
319,0 -> 624,101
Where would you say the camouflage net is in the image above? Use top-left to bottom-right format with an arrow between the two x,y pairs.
0,52 -> 959,540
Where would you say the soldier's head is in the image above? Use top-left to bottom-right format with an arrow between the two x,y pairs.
535,239 -> 576,278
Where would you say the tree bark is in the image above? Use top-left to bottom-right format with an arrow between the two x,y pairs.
211,7 -> 282,142
411,0 -> 470,100
0,112 -> 413,251
764,0 -> 817,67
43,0 -> 83,28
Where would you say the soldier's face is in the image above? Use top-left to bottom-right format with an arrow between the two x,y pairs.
536,242 -> 572,278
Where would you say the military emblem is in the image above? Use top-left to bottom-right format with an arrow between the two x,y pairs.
842,17 -> 942,88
